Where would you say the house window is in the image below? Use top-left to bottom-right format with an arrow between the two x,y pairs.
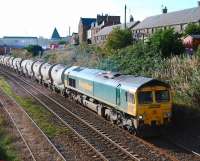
69,78 -> 76,88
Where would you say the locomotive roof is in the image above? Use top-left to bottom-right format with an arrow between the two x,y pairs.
66,67 -> 170,91
66,67 -> 104,81
117,75 -> 169,91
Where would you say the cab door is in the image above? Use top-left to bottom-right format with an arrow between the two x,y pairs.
127,92 -> 135,115
116,84 -> 121,106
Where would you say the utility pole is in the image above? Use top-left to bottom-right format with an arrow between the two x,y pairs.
124,4 -> 127,28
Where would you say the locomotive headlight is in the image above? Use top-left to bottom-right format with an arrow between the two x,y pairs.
164,112 -> 171,118
138,115 -> 144,120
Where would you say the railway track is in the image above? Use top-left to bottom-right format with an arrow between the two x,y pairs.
0,67 -> 175,161
0,89 -> 66,161
0,69 -> 143,161
2,67 -> 200,160
147,136 -> 200,161
165,136 -> 200,158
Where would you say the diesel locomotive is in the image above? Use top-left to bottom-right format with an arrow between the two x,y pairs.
0,55 -> 172,135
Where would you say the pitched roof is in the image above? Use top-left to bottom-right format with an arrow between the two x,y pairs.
3,36 -> 37,39
133,7 -> 200,30
80,18 -> 96,27
96,21 -> 140,36
51,28 -> 61,39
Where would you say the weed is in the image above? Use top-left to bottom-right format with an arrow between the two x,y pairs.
0,77 -> 68,138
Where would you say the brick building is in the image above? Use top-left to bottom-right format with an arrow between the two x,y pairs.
93,21 -> 140,44
70,32 -> 79,45
132,3 -> 200,40
78,14 -> 120,44
78,18 -> 96,43
90,14 -> 120,44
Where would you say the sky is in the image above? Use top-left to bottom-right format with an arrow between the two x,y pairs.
0,0 -> 199,38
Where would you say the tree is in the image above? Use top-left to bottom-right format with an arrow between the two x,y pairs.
185,23 -> 200,35
25,45 -> 43,57
148,28 -> 184,57
105,28 -> 133,50
58,40 -> 66,45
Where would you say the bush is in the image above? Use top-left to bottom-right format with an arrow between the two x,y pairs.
148,28 -> 184,57
185,23 -> 200,35
105,28 -> 133,50
25,45 -> 43,57
153,55 -> 200,109
98,42 -> 162,76
58,40 -> 66,45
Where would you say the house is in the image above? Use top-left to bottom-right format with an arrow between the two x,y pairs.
132,3 -> 200,40
78,14 -> 121,44
183,35 -> 200,49
93,21 -> 140,44
90,14 -> 121,43
71,33 -> 79,45
78,18 -> 96,43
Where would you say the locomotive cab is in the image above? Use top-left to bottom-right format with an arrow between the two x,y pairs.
135,82 -> 172,134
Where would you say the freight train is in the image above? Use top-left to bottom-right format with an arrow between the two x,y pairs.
0,55 -> 172,135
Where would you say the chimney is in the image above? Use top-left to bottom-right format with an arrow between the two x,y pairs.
130,15 -> 134,22
162,6 -> 168,14
198,1 -> 200,7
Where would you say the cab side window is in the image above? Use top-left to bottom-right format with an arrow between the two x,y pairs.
125,92 -> 134,104
69,78 -> 76,88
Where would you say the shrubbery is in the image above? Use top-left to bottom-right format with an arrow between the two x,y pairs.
98,42 -> 162,76
148,28 -> 184,57
153,55 -> 200,108
25,45 -> 43,57
105,28 -> 133,50
185,23 -> 200,35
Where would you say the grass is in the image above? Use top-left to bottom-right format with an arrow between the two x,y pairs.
0,114 -> 20,161
0,77 -> 68,138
